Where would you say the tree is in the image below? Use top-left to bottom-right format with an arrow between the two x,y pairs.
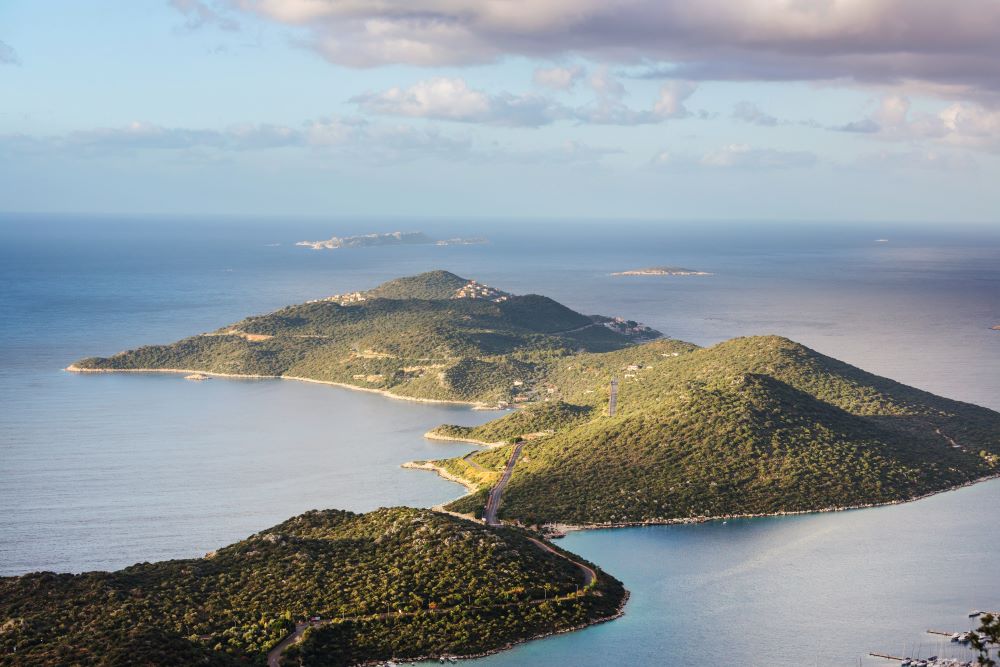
970,613 -> 999,667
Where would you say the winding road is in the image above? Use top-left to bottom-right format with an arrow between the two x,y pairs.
484,442 -> 524,526
267,439 -> 596,667
267,622 -> 309,667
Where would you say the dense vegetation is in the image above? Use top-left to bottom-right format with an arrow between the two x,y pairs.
71,273 -> 1000,526
436,336 -> 1000,526
0,508 -> 625,666
72,271 -> 654,403
432,401 -> 594,444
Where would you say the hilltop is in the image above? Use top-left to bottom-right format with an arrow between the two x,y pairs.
70,271 -> 659,404
0,507 -> 625,666
428,336 -> 1000,526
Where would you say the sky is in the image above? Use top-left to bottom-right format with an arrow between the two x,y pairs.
2,0 -> 1000,222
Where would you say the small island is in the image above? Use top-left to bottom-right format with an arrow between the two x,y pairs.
992,325 -> 1000,331
611,266 -> 712,276
296,231 -> 487,250
0,507 -> 625,665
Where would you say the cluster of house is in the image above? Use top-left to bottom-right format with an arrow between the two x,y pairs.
451,280 -> 510,302
603,317 -> 654,336
306,291 -> 368,305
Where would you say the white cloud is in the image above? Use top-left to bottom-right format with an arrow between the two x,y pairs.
858,149 -> 978,171
351,76 -> 699,127
231,0 -> 1000,100
0,117 -> 622,166
835,95 -> 1000,152
62,121 -> 299,151
350,77 -> 566,127
533,65 -> 585,91
699,143 -> 817,169
589,66 -> 626,100
352,78 -> 492,121
653,81 -> 696,119
649,150 -> 673,166
937,103 -> 1000,151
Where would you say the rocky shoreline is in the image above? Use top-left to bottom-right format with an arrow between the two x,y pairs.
410,447 -> 1000,537
400,460 -> 482,495
350,590 -> 631,667
422,430 -> 506,447
542,470 -> 1000,534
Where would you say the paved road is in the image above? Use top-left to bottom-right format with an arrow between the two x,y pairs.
267,439 -> 595,667
526,536 -> 597,587
554,322 -> 598,335
267,622 -> 309,667
462,448 -> 489,472
484,442 -> 524,526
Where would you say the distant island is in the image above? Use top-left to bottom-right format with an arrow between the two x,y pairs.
992,325 -> 1000,331
296,231 -> 488,250
70,271 -> 1000,530
611,266 -> 712,276
70,271 -> 660,405
0,507 -> 625,665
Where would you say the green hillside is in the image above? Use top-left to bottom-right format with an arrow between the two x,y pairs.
69,274 -> 1000,526
0,508 -> 625,666
362,270 -> 469,300
436,336 -> 1000,525
71,271 -> 657,403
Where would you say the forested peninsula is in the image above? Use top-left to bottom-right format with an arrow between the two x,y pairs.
0,508 -> 625,666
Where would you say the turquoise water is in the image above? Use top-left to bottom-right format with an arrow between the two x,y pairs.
474,479 -> 1000,666
2,216 -> 999,665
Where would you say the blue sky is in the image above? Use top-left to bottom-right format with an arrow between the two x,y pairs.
2,0 -> 999,221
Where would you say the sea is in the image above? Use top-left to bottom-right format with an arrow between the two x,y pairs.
2,215 -> 999,666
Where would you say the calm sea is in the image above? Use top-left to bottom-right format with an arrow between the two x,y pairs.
2,215 -> 999,665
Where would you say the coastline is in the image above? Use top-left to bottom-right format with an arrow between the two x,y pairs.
64,365 -> 491,408
422,430 -> 506,447
543,470 -> 1000,534
348,590 -> 630,667
401,460 -> 484,496
421,454 -> 1000,536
